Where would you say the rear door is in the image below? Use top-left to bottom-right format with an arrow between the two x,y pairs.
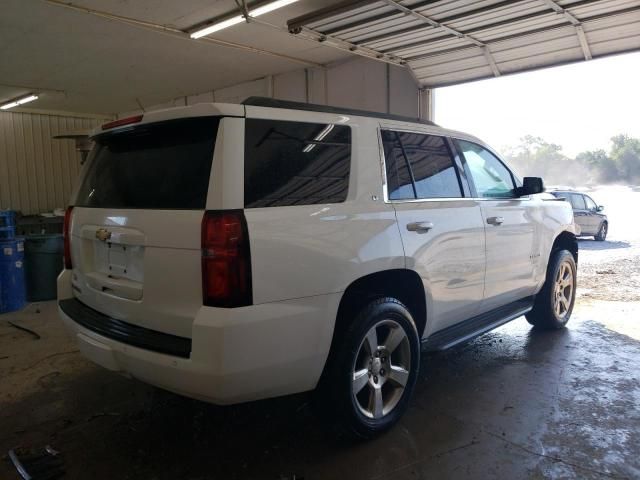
454,139 -> 539,313
68,117 -> 221,338
381,128 -> 486,335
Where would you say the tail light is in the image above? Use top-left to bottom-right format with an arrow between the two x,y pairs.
63,206 -> 74,269
201,210 -> 252,308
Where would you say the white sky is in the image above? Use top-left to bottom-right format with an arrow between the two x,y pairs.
434,51 -> 640,157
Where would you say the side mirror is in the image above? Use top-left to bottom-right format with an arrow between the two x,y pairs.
516,177 -> 544,196
597,205 -> 604,212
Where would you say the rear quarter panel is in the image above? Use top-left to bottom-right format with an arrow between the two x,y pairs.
240,111 -> 405,304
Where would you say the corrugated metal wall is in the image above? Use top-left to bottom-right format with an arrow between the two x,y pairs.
0,111 -> 103,215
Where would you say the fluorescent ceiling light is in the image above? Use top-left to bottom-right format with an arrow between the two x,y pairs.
190,16 -> 244,38
190,0 -> 300,39
249,0 -> 299,16
1,94 -> 39,110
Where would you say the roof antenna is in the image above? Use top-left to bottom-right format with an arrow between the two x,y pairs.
135,97 -> 146,112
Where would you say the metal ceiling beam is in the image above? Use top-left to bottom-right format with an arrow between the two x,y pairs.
361,9 -> 552,50
324,0 -> 521,37
406,4 -> 640,63
378,0 -> 501,76
44,0 -> 323,67
338,0 -> 604,52
292,27 -> 406,66
541,0 -> 592,60
287,0 -> 377,33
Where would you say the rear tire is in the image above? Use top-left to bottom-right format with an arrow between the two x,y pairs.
526,249 -> 576,330
316,298 -> 420,439
595,222 -> 608,241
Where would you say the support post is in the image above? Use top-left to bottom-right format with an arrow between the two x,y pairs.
418,88 -> 433,122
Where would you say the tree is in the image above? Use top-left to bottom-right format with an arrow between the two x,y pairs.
575,149 -> 617,183
502,136 -> 592,186
610,134 -> 640,183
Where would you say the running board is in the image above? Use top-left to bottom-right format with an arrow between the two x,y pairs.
422,297 -> 534,351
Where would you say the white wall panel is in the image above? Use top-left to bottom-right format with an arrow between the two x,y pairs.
273,69 -> 308,102
327,58 -> 388,113
390,64 -> 419,118
138,58 -> 420,118
0,111 -> 102,215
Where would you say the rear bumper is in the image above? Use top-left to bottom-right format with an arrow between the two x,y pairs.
58,271 -> 340,405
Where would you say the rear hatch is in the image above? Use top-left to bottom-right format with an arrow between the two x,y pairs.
68,117 -> 220,338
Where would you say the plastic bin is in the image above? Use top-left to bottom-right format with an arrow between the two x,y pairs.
24,234 -> 64,302
0,237 -> 26,313
0,210 -> 16,228
0,226 -> 16,240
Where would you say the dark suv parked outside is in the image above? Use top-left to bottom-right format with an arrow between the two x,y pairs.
551,190 -> 608,240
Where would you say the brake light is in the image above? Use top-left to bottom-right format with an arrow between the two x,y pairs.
63,206 -> 74,269
201,210 -> 252,307
101,115 -> 143,130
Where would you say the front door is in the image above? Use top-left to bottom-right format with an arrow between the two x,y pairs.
454,139 -> 539,313
381,128 -> 486,336
582,194 -> 602,234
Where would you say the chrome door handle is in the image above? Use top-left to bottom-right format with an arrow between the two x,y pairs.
406,221 -> 434,233
487,216 -> 504,226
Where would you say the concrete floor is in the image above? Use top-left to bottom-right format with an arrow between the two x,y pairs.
1,298 -> 639,480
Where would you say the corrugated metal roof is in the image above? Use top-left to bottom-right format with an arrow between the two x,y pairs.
288,0 -> 640,87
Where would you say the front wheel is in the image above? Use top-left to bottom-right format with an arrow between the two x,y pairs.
526,249 -> 577,329
317,298 -> 420,439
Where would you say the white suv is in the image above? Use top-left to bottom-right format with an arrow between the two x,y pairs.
58,97 -> 578,438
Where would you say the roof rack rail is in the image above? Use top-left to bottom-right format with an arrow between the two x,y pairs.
242,97 -> 436,126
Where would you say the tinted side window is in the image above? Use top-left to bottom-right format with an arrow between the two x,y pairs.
584,195 -> 596,210
382,130 -> 416,200
456,140 -> 515,198
382,130 -> 461,199
244,119 -> 351,208
570,193 -> 586,210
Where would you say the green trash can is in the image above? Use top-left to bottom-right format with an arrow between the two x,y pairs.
24,234 -> 64,302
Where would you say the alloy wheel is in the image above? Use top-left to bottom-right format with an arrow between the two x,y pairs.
553,260 -> 574,319
352,319 -> 411,419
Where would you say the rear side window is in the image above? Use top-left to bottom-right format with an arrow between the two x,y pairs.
77,117 -> 219,209
382,130 -> 462,200
570,193 -> 586,210
244,119 -> 351,208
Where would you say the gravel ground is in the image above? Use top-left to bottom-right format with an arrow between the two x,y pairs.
574,185 -> 640,302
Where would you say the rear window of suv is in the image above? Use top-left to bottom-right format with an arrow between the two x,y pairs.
76,117 -> 219,209
244,119 -> 351,208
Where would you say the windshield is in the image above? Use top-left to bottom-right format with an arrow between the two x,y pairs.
76,117 -> 219,209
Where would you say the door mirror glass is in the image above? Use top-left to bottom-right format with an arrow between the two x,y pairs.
517,177 -> 544,196
597,205 -> 604,212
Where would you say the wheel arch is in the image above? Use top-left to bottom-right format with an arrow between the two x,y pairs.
315,268 -> 426,392
551,230 -> 578,264
334,269 -> 427,339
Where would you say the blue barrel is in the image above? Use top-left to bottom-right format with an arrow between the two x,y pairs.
0,237 -> 26,313
0,210 -> 16,228
0,226 -> 16,240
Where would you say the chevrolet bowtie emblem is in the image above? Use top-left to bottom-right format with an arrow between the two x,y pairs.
95,228 -> 112,242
